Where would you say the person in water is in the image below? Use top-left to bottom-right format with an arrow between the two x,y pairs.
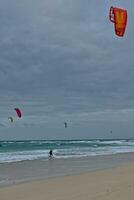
49,150 -> 53,158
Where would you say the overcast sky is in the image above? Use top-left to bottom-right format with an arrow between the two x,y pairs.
0,0 -> 134,140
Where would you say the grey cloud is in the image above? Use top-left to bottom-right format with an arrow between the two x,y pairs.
0,0 -> 134,139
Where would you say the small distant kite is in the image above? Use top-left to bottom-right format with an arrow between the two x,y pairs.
14,108 -> 22,118
8,117 -> 14,123
109,6 -> 127,37
64,122 -> 67,128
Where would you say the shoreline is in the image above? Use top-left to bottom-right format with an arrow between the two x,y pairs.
1,152 -> 134,187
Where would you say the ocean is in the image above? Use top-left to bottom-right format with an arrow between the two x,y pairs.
0,139 -> 134,163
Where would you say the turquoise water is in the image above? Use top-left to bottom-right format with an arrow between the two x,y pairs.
0,139 -> 134,163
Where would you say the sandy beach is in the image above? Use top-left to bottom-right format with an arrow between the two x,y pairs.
1,152 -> 134,187
1,151 -> 134,200
1,162 -> 134,200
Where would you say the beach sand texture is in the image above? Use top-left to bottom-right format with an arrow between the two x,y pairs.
1,163 -> 134,200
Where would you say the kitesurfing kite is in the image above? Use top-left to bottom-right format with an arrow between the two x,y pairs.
8,117 -> 13,123
109,6 -> 127,37
64,122 -> 67,128
14,108 -> 22,118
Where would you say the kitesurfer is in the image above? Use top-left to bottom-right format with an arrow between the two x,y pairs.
49,150 -> 53,158
64,122 -> 67,128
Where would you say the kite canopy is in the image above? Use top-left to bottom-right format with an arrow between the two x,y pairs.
109,6 -> 127,37
8,117 -> 13,123
14,108 -> 22,118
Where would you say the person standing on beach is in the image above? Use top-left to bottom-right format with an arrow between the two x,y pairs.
49,150 -> 53,158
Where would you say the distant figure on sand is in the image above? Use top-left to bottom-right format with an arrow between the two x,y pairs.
49,150 -> 53,158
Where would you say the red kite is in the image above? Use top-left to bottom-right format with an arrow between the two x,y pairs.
14,108 -> 22,118
109,7 -> 127,37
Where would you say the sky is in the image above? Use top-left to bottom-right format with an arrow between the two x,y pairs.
0,0 -> 134,140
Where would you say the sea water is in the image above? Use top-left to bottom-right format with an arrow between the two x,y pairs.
0,139 -> 134,163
